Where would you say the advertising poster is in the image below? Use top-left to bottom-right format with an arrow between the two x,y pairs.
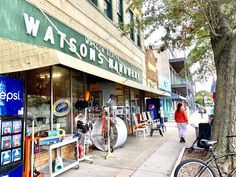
146,98 -> 159,120
1,150 -> 11,165
12,148 -> 21,162
1,121 -> 12,135
1,136 -> 12,150
12,134 -> 21,148
13,120 -> 22,133
0,77 -> 24,116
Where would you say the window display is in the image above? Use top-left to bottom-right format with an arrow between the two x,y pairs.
13,121 -> 22,133
12,134 -> 22,148
12,148 -> 21,162
2,121 -> 12,135
1,136 -> 12,150
27,67 -> 51,133
1,150 -> 11,166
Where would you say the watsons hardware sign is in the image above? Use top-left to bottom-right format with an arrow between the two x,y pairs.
0,0 -> 142,83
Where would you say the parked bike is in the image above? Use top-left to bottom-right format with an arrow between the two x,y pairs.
174,135 -> 236,177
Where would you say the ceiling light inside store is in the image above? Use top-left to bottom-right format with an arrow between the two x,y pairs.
53,73 -> 62,78
39,73 -> 62,78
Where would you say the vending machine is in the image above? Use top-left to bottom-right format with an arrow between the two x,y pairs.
0,77 -> 24,177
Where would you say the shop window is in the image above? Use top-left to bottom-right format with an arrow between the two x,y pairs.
104,0 -> 112,20
53,66 -> 71,133
90,0 -> 98,6
136,18 -> 141,47
27,67 -> 51,134
117,0 -> 123,27
130,88 -> 140,114
72,71 -> 85,128
128,9 -> 134,41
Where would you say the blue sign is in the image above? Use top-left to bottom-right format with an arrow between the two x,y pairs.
53,99 -> 71,117
146,98 -> 159,120
0,77 -> 24,116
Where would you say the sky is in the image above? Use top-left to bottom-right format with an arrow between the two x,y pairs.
195,80 -> 212,93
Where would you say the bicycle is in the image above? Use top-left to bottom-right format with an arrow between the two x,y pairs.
174,135 -> 236,177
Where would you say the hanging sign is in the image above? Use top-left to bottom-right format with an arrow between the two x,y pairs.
53,99 -> 71,117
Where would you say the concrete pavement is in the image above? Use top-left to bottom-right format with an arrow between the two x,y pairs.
59,112 -> 207,177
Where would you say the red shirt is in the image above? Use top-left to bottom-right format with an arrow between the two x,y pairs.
174,108 -> 188,123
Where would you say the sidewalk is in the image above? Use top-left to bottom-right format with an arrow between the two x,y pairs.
132,112 -> 205,177
59,112 -> 206,177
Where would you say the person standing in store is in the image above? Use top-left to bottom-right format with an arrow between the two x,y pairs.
174,103 -> 189,143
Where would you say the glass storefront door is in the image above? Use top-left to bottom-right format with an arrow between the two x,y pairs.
52,66 -> 71,133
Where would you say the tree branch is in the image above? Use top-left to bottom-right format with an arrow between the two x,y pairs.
197,0 -> 222,37
208,0 -> 231,36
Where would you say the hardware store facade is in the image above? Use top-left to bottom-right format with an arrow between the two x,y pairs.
0,0 -> 167,171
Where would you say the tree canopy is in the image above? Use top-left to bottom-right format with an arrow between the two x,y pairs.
128,0 -> 236,158
129,0 -> 236,81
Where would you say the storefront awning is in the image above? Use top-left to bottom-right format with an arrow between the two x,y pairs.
163,92 -> 186,100
0,38 -> 169,97
56,51 -> 170,97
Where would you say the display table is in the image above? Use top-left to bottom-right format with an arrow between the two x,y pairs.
39,138 -> 79,177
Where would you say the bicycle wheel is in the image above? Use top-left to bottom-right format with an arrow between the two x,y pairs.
174,159 -> 216,177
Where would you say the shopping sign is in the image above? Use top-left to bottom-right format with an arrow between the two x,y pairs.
0,77 -> 24,116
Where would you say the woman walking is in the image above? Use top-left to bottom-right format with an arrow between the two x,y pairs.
174,103 -> 188,143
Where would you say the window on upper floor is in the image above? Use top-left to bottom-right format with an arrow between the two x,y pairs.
128,9 -> 134,41
136,18 -> 141,47
90,0 -> 98,6
117,0 -> 123,26
104,0 -> 112,20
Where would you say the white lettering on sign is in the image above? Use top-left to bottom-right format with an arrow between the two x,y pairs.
58,31 -> 67,48
23,13 -> 40,37
119,63 -> 123,73
80,44 -> 88,57
108,58 -> 113,69
0,91 -> 20,102
22,13 -> 142,82
90,48 -> 96,62
114,60 -> 118,72
69,38 -> 77,53
98,53 -> 104,64
123,65 -> 127,75
44,26 -> 55,44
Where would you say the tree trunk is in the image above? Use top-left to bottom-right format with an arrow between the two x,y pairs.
211,33 -> 236,155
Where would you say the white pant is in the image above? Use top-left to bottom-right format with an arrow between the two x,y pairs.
177,123 -> 188,138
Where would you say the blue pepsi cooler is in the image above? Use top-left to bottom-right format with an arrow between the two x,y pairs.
0,77 -> 24,177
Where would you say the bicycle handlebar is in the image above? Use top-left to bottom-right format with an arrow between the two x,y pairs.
226,135 -> 236,138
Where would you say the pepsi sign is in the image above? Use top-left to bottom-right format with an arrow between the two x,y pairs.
0,77 -> 24,116
148,104 -> 155,110
146,98 -> 158,120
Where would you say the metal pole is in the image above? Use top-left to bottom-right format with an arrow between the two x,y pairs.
31,119 -> 34,177
50,66 -> 54,130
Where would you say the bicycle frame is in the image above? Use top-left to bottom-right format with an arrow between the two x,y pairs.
205,151 -> 236,177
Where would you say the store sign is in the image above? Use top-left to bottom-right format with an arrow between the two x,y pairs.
158,75 -> 171,92
0,0 -> 142,83
53,99 -> 71,117
0,77 -> 24,116
146,98 -> 159,120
